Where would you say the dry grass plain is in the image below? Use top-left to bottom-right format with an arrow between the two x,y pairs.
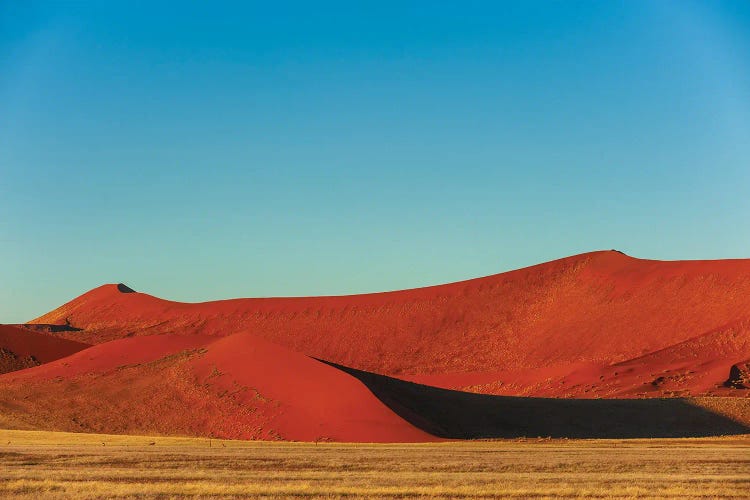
0,430 -> 748,498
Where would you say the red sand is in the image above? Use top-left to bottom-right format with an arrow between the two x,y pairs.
8,334 -> 214,379
191,333 -> 435,442
0,324 -> 88,366
1,250 -> 748,441
25,250 -> 750,397
0,332 -> 433,442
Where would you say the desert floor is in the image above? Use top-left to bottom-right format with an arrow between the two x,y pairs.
0,430 -> 748,498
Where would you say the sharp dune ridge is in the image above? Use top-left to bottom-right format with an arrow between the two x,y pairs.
1,250 -> 749,442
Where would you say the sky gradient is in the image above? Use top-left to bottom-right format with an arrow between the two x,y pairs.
2,1 -> 750,322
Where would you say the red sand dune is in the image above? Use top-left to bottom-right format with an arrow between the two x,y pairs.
0,332 -> 433,442
26,250 -> 750,398
2,329 -> 746,440
191,333 -> 435,442
1,250 -> 748,442
0,324 -> 89,374
405,319 -> 750,398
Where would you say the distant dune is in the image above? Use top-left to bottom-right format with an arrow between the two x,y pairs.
0,324 -> 88,374
1,250 -> 748,441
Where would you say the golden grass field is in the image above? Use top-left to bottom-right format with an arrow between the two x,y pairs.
0,430 -> 748,499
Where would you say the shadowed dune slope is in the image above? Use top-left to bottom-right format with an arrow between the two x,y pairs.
320,360 -> 750,439
0,333 -> 434,442
0,325 -> 89,374
26,251 -> 750,397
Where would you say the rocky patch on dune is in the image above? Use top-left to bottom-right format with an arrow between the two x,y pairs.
0,348 -> 40,374
724,361 -> 750,389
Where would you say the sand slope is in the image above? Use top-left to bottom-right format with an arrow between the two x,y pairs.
0,330 -> 746,440
2,250 -> 748,442
0,324 -> 89,374
25,250 -> 750,397
405,319 -> 750,398
0,332 -> 433,442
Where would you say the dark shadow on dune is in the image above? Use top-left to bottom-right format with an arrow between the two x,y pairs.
117,283 -> 136,293
20,323 -> 82,333
317,359 -> 750,439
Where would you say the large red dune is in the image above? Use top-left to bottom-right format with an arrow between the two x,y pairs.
25,250 -> 750,397
1,250 -> 749,441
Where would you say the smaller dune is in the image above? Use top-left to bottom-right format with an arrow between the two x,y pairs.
191,333 -> 435,442
0,325 -> 89,374
0,332 -> 434,442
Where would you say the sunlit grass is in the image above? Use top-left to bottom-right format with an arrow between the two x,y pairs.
1,430 -> 748,498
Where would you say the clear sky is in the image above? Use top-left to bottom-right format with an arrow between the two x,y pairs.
2,1 -> 750,322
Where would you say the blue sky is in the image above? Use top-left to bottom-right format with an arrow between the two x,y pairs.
2,1 -> 750,322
